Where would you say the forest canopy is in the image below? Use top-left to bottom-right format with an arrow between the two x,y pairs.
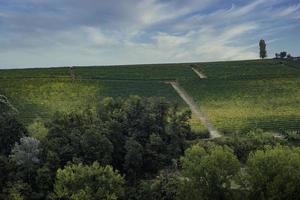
0,95 -> 300,200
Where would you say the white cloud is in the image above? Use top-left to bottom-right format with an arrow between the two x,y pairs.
228,0 -> 270,17
84,27 -> 119,46
122,0 -> 220,33
0,0 -> 299,68
278,3 -> 300,17
153,33 -> 189,48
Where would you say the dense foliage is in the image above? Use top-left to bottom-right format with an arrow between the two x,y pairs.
179,144 -> 240,200
0,95 -> 27,156
1,94 -> 300,200
244,145 -> 300,200
54,162 -> 124,200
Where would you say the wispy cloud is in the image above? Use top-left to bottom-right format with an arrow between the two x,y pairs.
0,0 -> 299,68
278,3 -> 300,16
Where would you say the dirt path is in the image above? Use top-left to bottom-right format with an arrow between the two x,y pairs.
169,81 -> 221,138
192,67 -> 207,79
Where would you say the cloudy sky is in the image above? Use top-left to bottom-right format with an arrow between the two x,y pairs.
0,0 -> 300,68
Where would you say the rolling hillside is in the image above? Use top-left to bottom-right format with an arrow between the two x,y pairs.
1,59 -> 300,134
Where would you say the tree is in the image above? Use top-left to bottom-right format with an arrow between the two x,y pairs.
0,155 -> 10,190
27,119 -> 48,140
179,144 -> 240,200
42,112 -> 112,169
9,137 -> 41,184
96,96 -> 191,180
124,138 -> 144,183
0,95 -> 26,156
54,162 -> 124,200
80,129 -> 113,165
214,129 -> 283,163
134,170 -> 180,200
2,180 -> 32,200
166,108 -> 191,159
0,95 -> 17,115
10,137 -> 41,167
244,145 -> 300,200
280,51 -> 287,59
259,39 -> 267,59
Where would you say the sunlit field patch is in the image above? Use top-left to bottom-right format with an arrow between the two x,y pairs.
181,60 -> 300,133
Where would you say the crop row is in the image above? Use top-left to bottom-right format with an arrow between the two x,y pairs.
180,76 -> 300,133
193,60 -> 300,80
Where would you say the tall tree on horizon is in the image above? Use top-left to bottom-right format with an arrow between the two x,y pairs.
259,39 -> 267,59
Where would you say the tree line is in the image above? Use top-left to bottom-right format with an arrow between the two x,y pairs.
1,94 -> 300,200
259,39 -> 297,60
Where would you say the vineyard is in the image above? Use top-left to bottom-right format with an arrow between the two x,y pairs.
0,79 -> 183,121
1,59 -> 300,134
181,60 -> 300,133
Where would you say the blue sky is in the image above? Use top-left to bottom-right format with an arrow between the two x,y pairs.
0,0 -> 300,68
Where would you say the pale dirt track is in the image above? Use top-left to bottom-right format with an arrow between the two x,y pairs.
169,81 -> 221,138
192,67 -> 207,79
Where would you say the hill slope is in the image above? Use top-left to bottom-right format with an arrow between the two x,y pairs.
1,59 -> 300,134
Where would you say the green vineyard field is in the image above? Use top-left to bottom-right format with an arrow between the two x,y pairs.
1,59 -> 300,134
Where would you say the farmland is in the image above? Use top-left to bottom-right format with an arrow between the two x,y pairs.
180,60 -> 300,133
1,60 -> 300,134
0,79 -> 183,122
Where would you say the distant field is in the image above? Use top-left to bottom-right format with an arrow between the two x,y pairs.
0,67 -> 69,78
0,78 -> 183,122
74,64 -> 198,80
181,60 -> 300,133
0,64 -> 198,80
1,59 -> 300,134
196,60 -> 300,80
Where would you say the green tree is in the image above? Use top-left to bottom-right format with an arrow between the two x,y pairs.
0,95 -> 26,156
34,165 -> 54,200
0,155 -> 10,190
244,145 -> 300,200
179,144 -> 240,200
135,170 -> 180,200
81,129 -> 113,165
124,138 -> 144,183
27,119 -> 48,140
10,137 -> 40,168
2,180 -> 32,200
214,129 -> 283,163
43,112 -> 112,169
0,95 -> 17,115
166,108 -> 191,159
259,39 -> 267,59
54,162 -> 124,200
9,137 -> 41,185
97,96 -> 191,180
280,51 -> 287,59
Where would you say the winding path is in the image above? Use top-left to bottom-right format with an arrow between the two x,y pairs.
169,81 -> 221,138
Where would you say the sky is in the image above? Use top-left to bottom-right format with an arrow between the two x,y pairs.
0,0 -> 300,69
